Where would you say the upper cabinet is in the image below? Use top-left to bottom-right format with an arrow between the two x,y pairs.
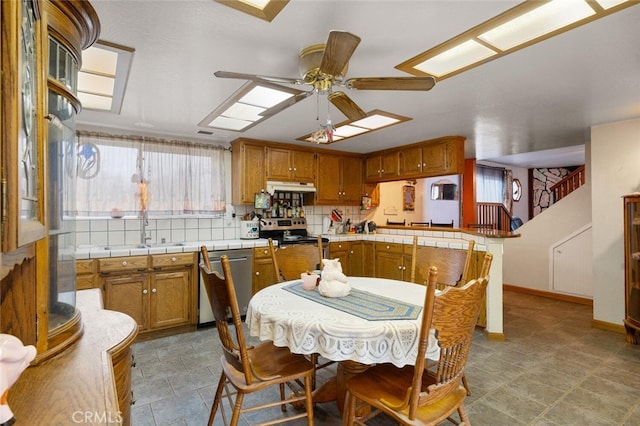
364,152 -> 399,181
231,140 -> 266,205
266,147 -> 316,183
367,136 -> 465,182
315,153 -> 362,205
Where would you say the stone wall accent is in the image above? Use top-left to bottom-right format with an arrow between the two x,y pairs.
532,167 -> 576,216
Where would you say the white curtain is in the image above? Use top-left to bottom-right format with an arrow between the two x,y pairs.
476,165 -> 505,203
74,133 -> 226,216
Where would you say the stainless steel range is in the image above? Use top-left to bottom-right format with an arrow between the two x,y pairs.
259,218 -> 329,245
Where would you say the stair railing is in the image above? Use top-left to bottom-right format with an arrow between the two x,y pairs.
550,165 -> 585,202
475,202 -> 513,232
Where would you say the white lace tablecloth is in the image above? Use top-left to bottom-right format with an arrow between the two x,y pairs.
246,277 -> 440,367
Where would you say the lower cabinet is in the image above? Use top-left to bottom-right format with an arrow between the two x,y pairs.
329,242 -> 350,275
253,246 -> 278,294
375,242 -> 412,281
100,253 -> 196,337
76,259 -> 98,290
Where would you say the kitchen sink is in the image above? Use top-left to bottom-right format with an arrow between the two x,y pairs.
102,242 -> 185,250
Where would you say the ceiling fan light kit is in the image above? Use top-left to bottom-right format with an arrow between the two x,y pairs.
211,30 -> 435,141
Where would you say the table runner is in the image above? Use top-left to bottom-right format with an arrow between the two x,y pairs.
283,281 -> 422,321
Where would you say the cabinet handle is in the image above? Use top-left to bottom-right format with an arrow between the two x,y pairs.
143,289 -> 148,295
402,266 -> 407,270
398,265 -> 402,270
171,257 -> 177,262
293,167 -> 297,171
121,261 -> 128,266
386,245 -> 390,249
423,163 -> 426,167
256,271 -> 260,276
350,250 -> 354,254
263,249 -> 268,255
152,288 -> 157,293
381,169 -> 385,173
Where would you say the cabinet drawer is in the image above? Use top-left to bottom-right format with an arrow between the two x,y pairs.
76,275 -> 96,290
375,242 -> 403,254
76,259 -> 96,274
329,242 -> 348,251
254,246 -> 273,259
99,256 -> 149,273
151,253 -> 194,269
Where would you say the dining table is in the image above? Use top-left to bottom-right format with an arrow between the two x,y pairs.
246,276 -> 440,411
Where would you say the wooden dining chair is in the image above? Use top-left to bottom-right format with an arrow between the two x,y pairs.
409,236 -> 419,284
268,237 -> 332,388
199,249 -> 315,426
343,267 -> 489,426
456,240 -> 476,286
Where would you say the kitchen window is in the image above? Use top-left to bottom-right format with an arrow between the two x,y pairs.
74,132 -> 226,216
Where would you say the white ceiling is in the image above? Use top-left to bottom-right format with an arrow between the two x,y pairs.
78,1 -> 640,169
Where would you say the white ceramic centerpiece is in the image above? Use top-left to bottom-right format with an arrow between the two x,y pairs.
318,258 -> 351,298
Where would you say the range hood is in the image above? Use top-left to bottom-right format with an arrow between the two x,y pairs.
266,181 -> 317,195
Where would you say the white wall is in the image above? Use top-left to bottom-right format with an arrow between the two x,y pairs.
371,180 -> 426,225
592,118 -> 640,325
503,185 -> 591,292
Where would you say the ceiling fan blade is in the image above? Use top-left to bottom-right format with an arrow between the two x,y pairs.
214,70 -> 306,86
259,90 -> 314,116
328,91 -> 367,121
346,76 -> 436,91
319,31 -> 361,77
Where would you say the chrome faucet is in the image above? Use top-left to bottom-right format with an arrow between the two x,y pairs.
140,210 -> 151,247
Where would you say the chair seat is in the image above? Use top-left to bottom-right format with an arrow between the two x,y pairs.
222,342 -> 315,391
347,363 -> 467,425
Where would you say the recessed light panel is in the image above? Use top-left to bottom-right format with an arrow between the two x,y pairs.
414,40 -> 496,78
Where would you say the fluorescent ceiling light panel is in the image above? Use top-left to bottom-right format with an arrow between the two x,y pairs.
77,72 -> 114,96
240,86 -> 293,108
215,0 -> 289,22
297,109 -> 411,144
352,114 -> 401,130
396,0 -> 637,81
334,125 -> 369,137
478,0 -> 596,51
79,40 -> 134,114
223,102 -> 265,121
200,80 -> 304,132
77,93 -> 112,111
594,0 -> 629,9
240,0 -> 269,9
208,116 -> 253,131
414,40 -> 496,77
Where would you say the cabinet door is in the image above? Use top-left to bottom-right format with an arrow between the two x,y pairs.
421,141 -> 449,175
380,152 -> 400,180
266,147 -> 292,181
349,241 -> 363,276
364,156 -> 382,181
149,269 -> 191,329
624,196 -> 640,343
291,150 -> 316,182
329,242 -> 350,276
1,0 -> 47,251
376,251 -> 404,280
399,146 -> 423,177
232,142 -> 265,204
341,156 -> 363,203
104,273 -> 148,330
362,242 -> 376,277
316,153 -> 341,204
253,247 -> 278,294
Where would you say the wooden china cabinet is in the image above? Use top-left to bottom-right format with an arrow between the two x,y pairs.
623,194 -> 640,344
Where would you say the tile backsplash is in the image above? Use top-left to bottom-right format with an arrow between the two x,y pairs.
75,204 -> 375,247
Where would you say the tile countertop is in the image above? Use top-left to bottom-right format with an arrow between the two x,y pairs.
76,232 -> 490,259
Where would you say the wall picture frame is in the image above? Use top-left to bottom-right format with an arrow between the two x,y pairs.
403,185 -> 415,211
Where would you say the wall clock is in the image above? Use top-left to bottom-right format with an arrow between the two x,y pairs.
513,179 -> 522,202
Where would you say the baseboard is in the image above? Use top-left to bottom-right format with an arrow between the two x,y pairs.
503,284 -> 593,306
591,319 -> 625,334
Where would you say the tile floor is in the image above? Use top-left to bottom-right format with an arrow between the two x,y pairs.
131,290 -> 640,425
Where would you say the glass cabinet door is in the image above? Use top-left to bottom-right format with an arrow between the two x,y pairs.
623,195 -> 640,344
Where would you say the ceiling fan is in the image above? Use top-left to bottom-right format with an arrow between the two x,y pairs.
214,31 -> 436,122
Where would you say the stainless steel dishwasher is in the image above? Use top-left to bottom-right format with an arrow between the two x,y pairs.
198,249 -> 253,325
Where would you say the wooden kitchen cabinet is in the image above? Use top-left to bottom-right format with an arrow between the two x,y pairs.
329,242 -> 350,275
349,240 -> 375,277
316,153 -> 363,205
375,242 -> 410,280
266,147 -> 316,182
253,246 -> 279,294
100,253 -> 196,337
231,139 -> 266,204
76,259 -> 98,290
623,194 -> 640,344
364,152 -> 399,182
